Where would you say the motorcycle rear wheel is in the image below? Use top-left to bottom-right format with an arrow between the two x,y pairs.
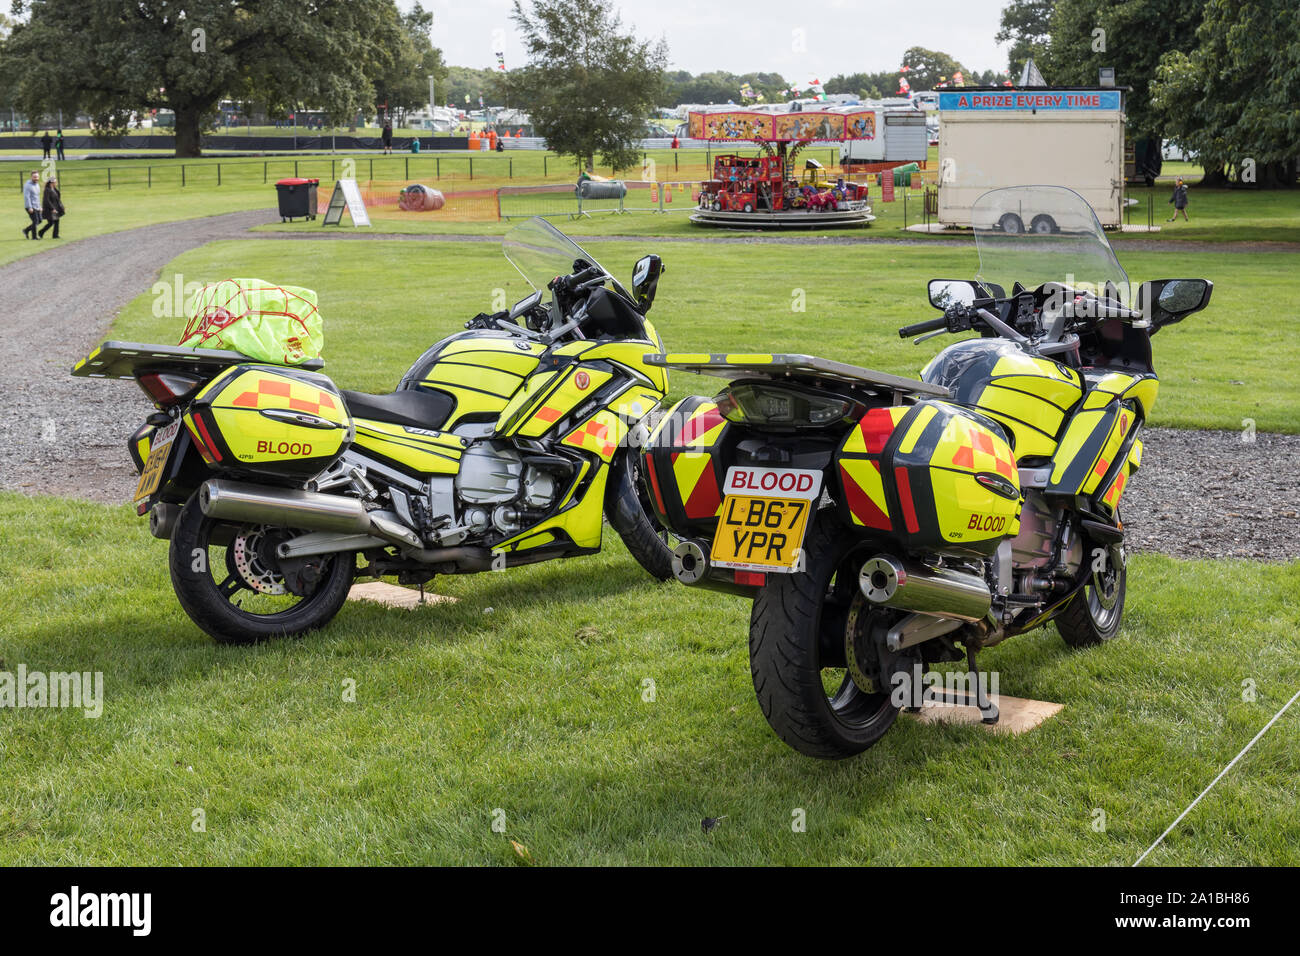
749,511 -> 899,759
168,495 -> 354,645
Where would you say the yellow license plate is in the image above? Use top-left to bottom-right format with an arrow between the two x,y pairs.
710,495 -> 814,572
133,420 -> 180,503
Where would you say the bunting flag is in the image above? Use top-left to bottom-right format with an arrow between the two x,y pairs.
898,76 -> 911,95
953,70 -> 965,87
494,50 -> 506,72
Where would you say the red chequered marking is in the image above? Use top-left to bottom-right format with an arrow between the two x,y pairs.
230,378 -> 336,416
996,454 -> 1016,479
571,419 -> 616,456
1093,456 -> 1110,479
952,445 -> 974,469
973,430 -> 995,455
535,405 -> 561,423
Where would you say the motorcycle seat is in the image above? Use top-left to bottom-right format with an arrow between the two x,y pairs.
341,387 -> 455,431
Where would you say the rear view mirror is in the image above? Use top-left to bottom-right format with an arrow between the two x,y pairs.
632,255 -> 664,312
1158,279 -> 1210,314
928,279 -> 981,311
1137,278 -> 1213,329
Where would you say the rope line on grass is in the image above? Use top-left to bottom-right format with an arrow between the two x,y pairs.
1133,684 -> 1300,866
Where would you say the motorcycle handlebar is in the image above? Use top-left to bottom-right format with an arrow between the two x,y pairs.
898,316 -> 948,338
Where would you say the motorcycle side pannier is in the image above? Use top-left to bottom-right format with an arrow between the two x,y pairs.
835,400 -> 1021,557
184,365 -> 352,480
640,396 -> 732,537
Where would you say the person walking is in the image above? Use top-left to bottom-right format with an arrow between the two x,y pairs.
22,171 -> 42,239
381,118 -> 393,155
40,130 -> 52,158
1167,178 -> 1189,222
38,175 -> 64,239
55,129 -> 66,161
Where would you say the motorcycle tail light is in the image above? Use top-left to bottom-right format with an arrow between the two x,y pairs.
715,382 -> 862,431
136,372 -> 202,408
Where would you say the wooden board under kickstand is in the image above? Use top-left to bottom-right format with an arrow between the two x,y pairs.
347,581 -> 457,609
907,690 -> 1064,735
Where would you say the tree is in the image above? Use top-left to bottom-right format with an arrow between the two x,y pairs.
370,3 -> 448,121
996,1 -> 1055,77
0,0 -> 424,156
824,71 -> 899,99
1150,0 -> 1299,187
900,47 -> 968,91
1039,0 -> 1206,137
509,0 -> 667,171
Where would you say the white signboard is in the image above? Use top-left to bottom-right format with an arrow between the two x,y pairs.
323,178 -> 370,227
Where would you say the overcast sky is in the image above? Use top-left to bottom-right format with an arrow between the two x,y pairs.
418,0 -> 1014,80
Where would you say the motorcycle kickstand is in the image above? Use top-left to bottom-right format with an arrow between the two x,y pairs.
964,643 -> 1000,725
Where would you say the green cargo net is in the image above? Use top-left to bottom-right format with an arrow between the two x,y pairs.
178,278 -> 323,366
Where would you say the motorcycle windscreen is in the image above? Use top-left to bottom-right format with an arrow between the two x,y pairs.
973,185 -> 1131,305
502,217 -> 636,309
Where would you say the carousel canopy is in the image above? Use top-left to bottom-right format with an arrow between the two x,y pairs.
687,107 -> 879,142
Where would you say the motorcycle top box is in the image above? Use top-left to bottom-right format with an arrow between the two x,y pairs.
185,365 -> 352,480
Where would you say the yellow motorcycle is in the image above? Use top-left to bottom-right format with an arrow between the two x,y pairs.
73,219 -> 676,644
640,186 -> 1213,758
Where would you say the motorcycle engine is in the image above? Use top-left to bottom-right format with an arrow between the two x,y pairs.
453,442 -> 561,537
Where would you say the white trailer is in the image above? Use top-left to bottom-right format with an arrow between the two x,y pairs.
936,88 -> 1126,229
838,108 -> 928,164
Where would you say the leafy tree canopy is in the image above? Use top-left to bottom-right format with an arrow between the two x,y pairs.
508,0 -> 667,171
0,0 -> 438,155
1038,0 -> 1206,137
996,0 -> 1054,77
1150,0 -> 1299,187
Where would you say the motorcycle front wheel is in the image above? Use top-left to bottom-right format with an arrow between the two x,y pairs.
168,495 -> 354,645
748,511 -> 899,759
605,449 -> 676,581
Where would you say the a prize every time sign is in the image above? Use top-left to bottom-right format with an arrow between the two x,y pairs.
938,90 -> 1122,112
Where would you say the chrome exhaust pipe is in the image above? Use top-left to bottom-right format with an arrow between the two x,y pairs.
199,480 -> 422,550
671,539 -> 763,597
858,554 -> 991,622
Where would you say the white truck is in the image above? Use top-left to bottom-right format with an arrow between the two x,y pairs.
936,88 -> 1126,230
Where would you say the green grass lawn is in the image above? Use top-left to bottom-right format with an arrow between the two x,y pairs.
0,492 -> 1296,865
108,238 -> 1300,434
5,150 -> 1299,255
0,183 -> 274,268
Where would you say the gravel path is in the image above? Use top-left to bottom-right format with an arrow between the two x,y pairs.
0,209 -> 277,500
0,213 -> 1294,562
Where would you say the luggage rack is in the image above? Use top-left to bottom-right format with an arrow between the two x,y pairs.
644,352 -> 950,399
71,340 -> 324,380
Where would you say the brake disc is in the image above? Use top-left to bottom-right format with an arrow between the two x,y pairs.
231,527 -> 288,595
